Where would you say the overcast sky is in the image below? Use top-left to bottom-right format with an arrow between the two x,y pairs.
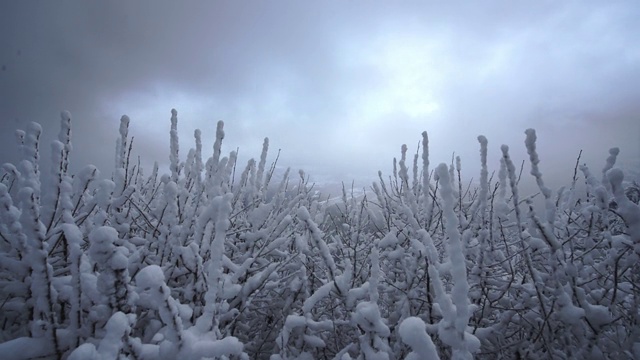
1,1 -> 639,190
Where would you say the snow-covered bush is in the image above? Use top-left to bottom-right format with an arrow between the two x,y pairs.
1,110 -> 639,359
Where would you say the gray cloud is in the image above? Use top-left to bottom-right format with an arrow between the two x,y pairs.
1,1 -> 638,191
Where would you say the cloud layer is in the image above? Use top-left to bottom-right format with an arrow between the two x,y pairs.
1,1 -> 638,189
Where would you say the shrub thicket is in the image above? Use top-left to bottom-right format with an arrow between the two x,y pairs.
0,110 -> 639,359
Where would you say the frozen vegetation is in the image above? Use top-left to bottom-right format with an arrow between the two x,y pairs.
1,109 -> 639,359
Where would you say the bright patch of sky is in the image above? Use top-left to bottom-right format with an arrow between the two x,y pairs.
354,34 -> 443,120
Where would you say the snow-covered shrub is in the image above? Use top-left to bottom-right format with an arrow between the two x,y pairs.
1,110 -> 638,359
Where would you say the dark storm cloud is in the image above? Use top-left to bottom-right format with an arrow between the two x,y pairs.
1,1 -> 371,170
1,1 -> 638,191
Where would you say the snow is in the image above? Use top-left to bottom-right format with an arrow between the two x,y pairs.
353,302 -> 389,337
110,251 -> 129,270
2,112 -> 638,360
0,337 -> 53,359
398,317 -> 440,360
97,312 -> 131,359
302,279 -> 334,313
557,292 -> 585,325
89,226 -> 119,265
189,336 -> 244,359
285,314 -> 307,329
135,265 -> 165,293
303,334 -> 326,348
378,232 -> 398,248
68,343 -> 99,360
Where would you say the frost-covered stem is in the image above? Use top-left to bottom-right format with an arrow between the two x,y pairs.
178,186 -> 204,252
43,112 -> 73,231
376,171 -> 395,227
0,184 -> 28,259
526,199 -> 561,253
235,159 -> 256,204
264,148 -> 281,189
19,123 -> 42,202
456,156 -> 464,226
170,109 -> 180,182
89,226 -> 134,314
195,193 -> 233,335
248,157 -> 258,200
523,134 -> 575,342
556,150 -> 582,216
392,158 -> 398,192
580,165 -> 608,212
421,132 -> 430,196
1,163 -> 20,195
496,157 -> 508,220
116,115 -> 130,170
435,163 -> 474,359
54,136 -> 83,343
398,144 -> 409,192
159,181 -> 180,265
62,224 -> 84,348
524,129 -> 560,251
298,206 -> 337,282
211,120 -> 225,176
353,300 -> 391,358
20,185 -> 60,358
469,136 -> 489,228
135,266 -> 186,350
223,150 -> 238,190
58,111 -> 72,174
523,129 -> 550,200
43,140 -> 64,231
94,179 -> 115,227
502,145 -> 551,344
160,285 -> 186,348
256,137 -> 269,192
413,144 -> 419,195
184,148 -> 196,187
0,182 -> 32,336
469,137 -> 491,324
194,129 -> 203,190
501,146 -> 522,233
68,313 -> 136,360
25,123 -> 42,179
419,227 -> 459,331
145,161 -> 159,200
369,247 -> 380,304
124,140 -> 134,189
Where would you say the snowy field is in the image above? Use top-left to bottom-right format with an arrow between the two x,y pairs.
1,110 -> 639,359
